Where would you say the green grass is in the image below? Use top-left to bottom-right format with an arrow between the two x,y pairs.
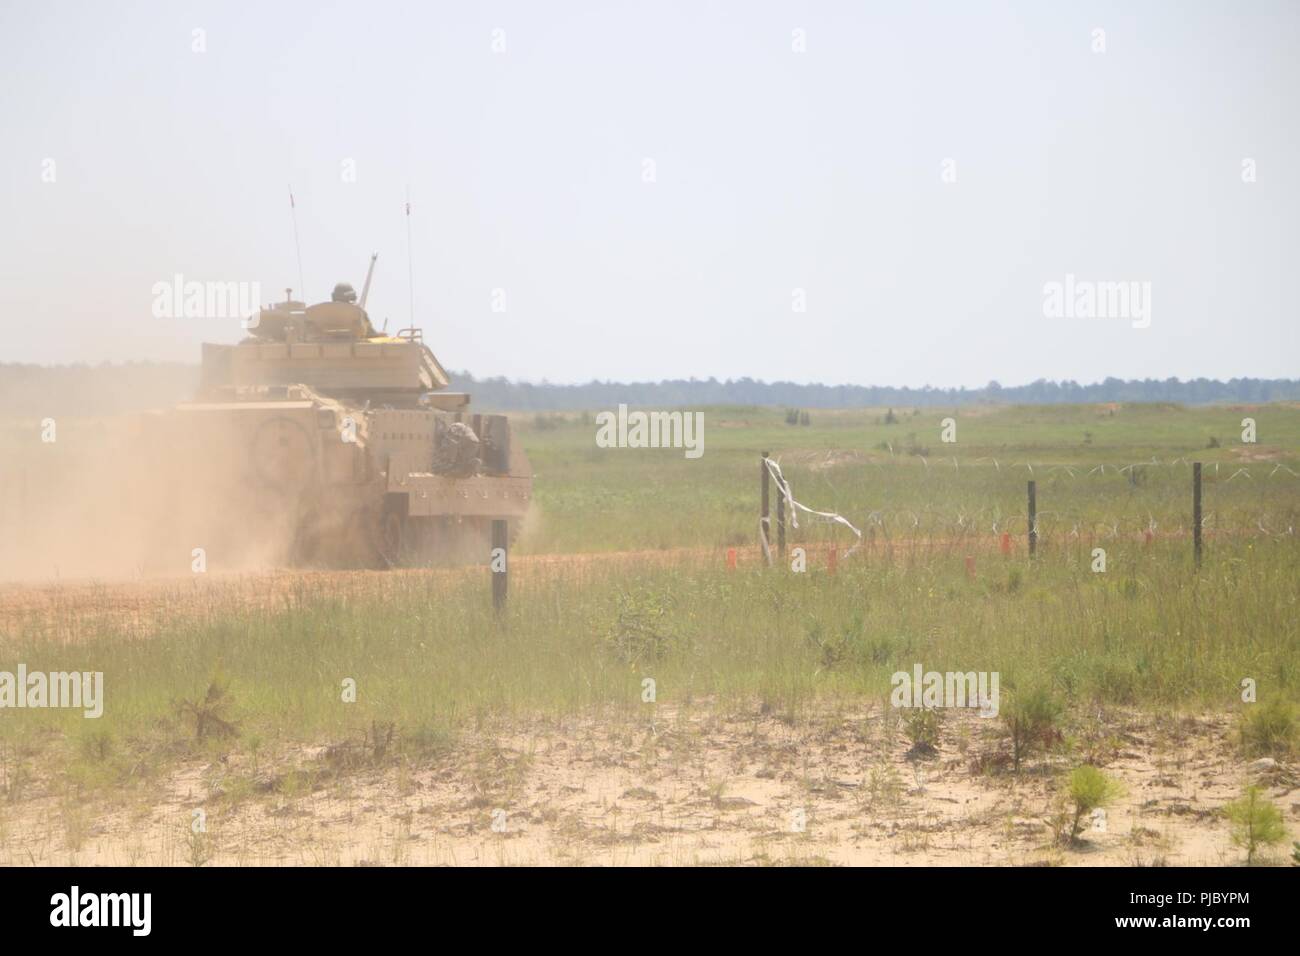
2,538 -> 1296,792
1,401 -> 1298,796
515,403 -> 1300,553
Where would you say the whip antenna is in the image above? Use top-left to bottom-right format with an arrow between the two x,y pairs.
288,184 -> 306,302
405,186 -> 415,330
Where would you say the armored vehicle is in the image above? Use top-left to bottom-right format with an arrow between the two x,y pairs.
154,255 -> 531,569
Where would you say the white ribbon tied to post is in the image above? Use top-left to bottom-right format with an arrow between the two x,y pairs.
762,457 -> 863,564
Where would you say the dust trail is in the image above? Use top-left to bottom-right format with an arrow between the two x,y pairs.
0,411 -> 294,581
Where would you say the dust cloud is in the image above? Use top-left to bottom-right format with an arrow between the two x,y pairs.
0,404 -> 298,582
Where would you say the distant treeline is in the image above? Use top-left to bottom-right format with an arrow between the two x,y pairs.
0,362 -> 1296,418
448,373 -> 1300,411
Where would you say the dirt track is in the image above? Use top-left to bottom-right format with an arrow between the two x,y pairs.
0,530 -> 1232,641
0,549 -> 725,640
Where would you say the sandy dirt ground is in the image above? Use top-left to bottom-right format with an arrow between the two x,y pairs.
0,554 -> 1291,866
1,705 -> 1292,866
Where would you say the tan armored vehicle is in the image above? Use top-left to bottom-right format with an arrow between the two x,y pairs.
154,256 -> 531,569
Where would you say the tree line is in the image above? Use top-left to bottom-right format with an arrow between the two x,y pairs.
1,362 -> 1295,417
449,372 -> 1300,411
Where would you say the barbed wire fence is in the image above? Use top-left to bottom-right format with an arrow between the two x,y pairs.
757,452 -> 1300,567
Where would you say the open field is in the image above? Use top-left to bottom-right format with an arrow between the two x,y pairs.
3,401 -> 1299,577
0,403 -> 1298,865
518,402 -> 1300,554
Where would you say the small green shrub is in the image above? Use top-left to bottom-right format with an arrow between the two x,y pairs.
1223,785 -> 1286,865
1064,765 -> 1122,845
176,679 -> 238,741
1002,685 -> 1062,771
805,616 -> 863,670
902,707 -> 942,755
604,588 -> 681,666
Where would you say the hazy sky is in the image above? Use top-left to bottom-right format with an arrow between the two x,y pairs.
1,0 -> 1296,387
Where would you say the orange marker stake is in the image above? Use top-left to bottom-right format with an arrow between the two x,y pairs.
1000,532 -> 1011,555
726,547 -> 737,570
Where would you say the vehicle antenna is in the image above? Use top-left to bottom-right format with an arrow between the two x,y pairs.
405,186 -> 415,330
289,184 -> 306,303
